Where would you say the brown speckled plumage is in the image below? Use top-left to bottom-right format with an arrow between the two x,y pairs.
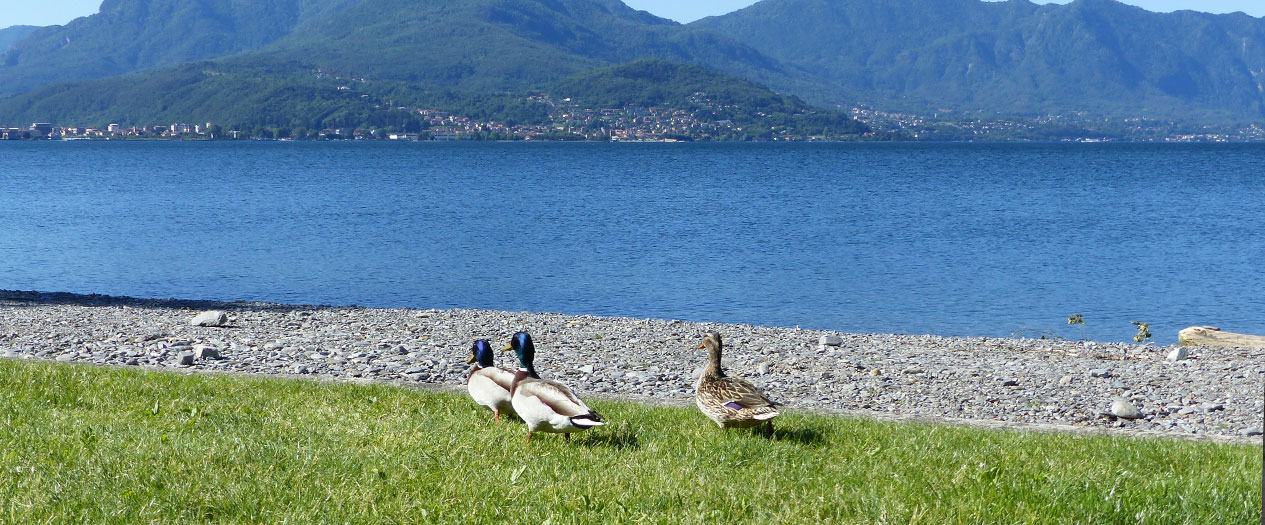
694,331 -> 780,429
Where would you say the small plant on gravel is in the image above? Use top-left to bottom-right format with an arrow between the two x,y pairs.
1067,313 -> 1086,340
1132,321 -> 1152,343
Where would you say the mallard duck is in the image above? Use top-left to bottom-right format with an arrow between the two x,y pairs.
501,331 -> 603,442
695,331 -> 780,430
466,339 -> 517,423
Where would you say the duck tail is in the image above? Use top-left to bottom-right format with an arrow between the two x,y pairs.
752,409 -> 780,421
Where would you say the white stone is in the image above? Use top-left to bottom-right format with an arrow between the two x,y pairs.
190,311 -> 229,327
1166,347 -> 1189,362
819,334 -> 843,346
1110,397 -> 1143,419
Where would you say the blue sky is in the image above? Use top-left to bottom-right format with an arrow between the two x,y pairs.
1,0 -> 1261,27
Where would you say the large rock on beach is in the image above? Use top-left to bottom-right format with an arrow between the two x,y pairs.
190,311 -> 229,327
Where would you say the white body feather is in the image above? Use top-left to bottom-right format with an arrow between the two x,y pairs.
468,366 -> 516,417
511,378 -> 603,434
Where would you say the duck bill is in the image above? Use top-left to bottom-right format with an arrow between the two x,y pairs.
467,354 -> 478,364
501,344 -> 513,352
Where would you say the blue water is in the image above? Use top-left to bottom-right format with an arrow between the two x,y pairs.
2,140 -> 1262,343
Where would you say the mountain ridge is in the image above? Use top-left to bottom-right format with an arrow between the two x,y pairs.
2,0 -> 1264,131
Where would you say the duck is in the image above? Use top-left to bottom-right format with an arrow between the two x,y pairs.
694,331 -> 780,430
501,331 -> 604,442
466,339 -> 518,423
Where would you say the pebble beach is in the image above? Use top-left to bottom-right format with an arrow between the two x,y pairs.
2,290 -> 1261,443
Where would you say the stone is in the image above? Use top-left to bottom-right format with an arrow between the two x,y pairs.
1000,379 -> 1019,387
126,358 -> 140,366
1110,397 -> 1143,420
56,354 -> 74,362
1166,347 -> 1189,362
263,341 -> 285,352
177,352 -> 195,366
1058,375 -> 1073,386
194,345 -> 220,360
190,311 -> 229,327
404,367 -> 425,375
819,334 -> 843,347
1241,428 -> 1263,437
756,362 -> 771,376
1089,369 -> 1112,378
578,364 -> 595,375
1198,402 -> 1224,412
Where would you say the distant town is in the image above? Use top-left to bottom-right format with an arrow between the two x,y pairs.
0,92 -> 859,143
5,99 -> 1264,143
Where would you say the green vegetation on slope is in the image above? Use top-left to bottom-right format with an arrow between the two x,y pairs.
0,25 -> 40,53
0,0 -> 364,96
694,0 -> 1265,122
554,60 -> 869,139
1,359 -> 1259,523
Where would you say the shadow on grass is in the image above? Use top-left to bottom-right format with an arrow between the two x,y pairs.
739,423 -> 828,446
578,426 -> 641,450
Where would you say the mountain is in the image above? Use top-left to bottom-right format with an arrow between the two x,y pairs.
0,0 -> 364,96
693,0 -> 1265,122
0,0 -> 828,132
0,26 -> 40,53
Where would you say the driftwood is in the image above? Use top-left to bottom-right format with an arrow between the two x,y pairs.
1178,326 -> 1265,349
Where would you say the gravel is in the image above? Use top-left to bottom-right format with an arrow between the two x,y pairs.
2,290 -> 1262,443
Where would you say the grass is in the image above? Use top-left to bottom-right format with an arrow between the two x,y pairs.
1,359 -> 1260,524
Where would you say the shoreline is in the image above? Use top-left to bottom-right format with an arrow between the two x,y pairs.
2,290 -> 1261,444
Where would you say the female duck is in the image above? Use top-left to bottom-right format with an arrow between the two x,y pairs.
466,339 -> 518,423
502,332 -> 603,442
695,331 -> 780,430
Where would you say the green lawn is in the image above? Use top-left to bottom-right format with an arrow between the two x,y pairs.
1,359 -> 1259,524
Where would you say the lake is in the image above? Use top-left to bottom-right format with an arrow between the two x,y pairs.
2,140 -> 1262,344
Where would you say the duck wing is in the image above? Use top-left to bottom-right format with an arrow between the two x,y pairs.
517,379 -> 603,421
701,376 -> 778,410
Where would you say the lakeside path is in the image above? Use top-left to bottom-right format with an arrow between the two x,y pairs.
2,290 -> 1261,444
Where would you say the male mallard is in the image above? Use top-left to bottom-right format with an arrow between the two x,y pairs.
466,339 -> 518,423
502,332 -> 604,442
695,331 -> 780,430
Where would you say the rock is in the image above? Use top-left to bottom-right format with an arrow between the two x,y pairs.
1110,397 -> 1143,420
56,354 -> 74,362
190,311 -> 229,327
1058,375 -> 1073,386
194,345 -> 220,360
756,362 -> 771,376
1241,428 -> 1263,437
1198,402 -> 1225,412
177,352 -> 195,366
1089,369 -> 1112,378
293,365 -> 310,375
126,358 -> 140,366
1166,347 -> 1189,362
578,364 -> 595,375
819,334 -> 843,347
1000,379 -> 1019,387
1,350 -> 18,359
263,341 -> 285,352
404,367 -> 425,375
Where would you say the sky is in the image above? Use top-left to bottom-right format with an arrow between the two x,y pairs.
1,0 -> 1262,28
